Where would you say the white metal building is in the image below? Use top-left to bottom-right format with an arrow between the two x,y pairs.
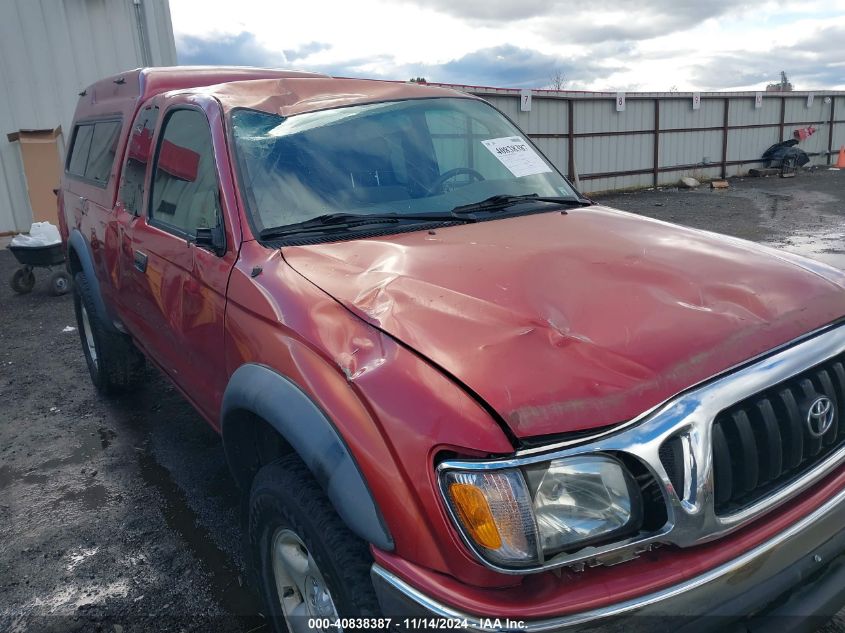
0,0 -> 176,234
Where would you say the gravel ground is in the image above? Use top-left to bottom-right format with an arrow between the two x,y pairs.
596,168 -> 845,270
0,263 -> 264,631
0,167 -> 844,633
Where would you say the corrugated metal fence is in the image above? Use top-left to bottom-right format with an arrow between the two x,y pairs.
434,84 -> 845,194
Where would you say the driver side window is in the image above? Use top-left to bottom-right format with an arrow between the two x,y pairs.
425,109 -> 503,185
119,105 -> 159,215
426,109 -> 470,175
149,109 -> 221,237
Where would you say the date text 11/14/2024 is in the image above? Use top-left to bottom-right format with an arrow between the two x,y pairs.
306,618 -> 528,630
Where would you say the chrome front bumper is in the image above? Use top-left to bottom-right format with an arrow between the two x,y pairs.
372,481 -> 845,632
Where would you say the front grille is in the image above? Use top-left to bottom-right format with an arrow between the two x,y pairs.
659,436 -> 685,495
712,355 -> 845,515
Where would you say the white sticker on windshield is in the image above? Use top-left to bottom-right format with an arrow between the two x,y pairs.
480,136 -> 552,178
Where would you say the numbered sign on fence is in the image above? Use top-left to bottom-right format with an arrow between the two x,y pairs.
692,92 -> 701,110
616,92 -> 626,112
520,89 -> 532,112
755,92 -> 763,109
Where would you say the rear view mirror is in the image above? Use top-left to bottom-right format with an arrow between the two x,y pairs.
193,225 -> 226,257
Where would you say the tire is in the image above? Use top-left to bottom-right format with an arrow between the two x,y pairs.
10,267 -> 35,294
72,272 -> 145,395
48,270 -> 71,296
249,454 -> 382,633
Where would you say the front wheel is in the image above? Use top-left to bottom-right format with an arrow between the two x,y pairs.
249,454 -> 381,633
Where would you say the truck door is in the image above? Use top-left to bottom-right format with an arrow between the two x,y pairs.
114,103 -> 159,318
118,102 -> 238,422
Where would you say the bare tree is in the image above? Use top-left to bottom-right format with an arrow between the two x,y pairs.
548,69 -> 566,91
669,85 -> 679,93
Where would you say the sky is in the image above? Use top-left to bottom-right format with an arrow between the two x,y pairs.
169,0 -> 845,92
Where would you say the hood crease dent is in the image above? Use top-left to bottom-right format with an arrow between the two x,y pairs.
283,207 -> 845,438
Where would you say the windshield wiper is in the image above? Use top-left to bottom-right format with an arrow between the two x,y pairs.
450,193 -> 592,215
259,195 -> 592,240
259,211 -> 473,240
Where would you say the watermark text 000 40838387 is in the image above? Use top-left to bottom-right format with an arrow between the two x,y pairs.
305,617 -> 527,630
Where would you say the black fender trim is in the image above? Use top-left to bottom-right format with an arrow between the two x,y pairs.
67,230 -> 116,332
221,363 -> 394,551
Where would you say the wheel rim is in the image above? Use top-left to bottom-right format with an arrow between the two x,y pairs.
54,277 -> 68,292
80,304 -> 98,368
271,528 -> 340,633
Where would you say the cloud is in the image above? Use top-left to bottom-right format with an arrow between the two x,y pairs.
295,45 -> 619,89
177,31 -> 283,67
416,45 -> 618,88
401,0 -> 551,22
175,30 -> 402,79
176,31 -> 331,67
175,32 -> 611,89
404,0 -> 749,42
283,42 -> 332,62
172,10 -> 845,91
690,24 -> 845,89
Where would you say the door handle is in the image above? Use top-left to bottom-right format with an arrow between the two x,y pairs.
133,250 -> 148,273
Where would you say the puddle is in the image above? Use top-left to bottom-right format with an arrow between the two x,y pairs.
762,192 -> 792,219
136,449 -> 264,627
36,432 -> 104,472
0,465 -> 48,490
25,427 -> 115,477
22,471 -> 48,485
50,484 -> 109,511
726,187 -> 842,233
764,233 -> 845,270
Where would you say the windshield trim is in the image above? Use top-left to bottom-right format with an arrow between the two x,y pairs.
226,97 -> 584,247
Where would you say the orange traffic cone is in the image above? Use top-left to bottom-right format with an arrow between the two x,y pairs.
837,145 -> 845,169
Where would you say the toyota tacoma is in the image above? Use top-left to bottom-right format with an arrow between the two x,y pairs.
58,67 -> 845,632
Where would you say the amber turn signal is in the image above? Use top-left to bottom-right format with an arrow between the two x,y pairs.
448,483 -> 503,549
440,469 -> 540,566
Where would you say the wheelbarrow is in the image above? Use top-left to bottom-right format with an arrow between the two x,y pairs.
8,243 -> 70,296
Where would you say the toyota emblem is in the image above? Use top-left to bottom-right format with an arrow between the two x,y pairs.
806,396 -> 835,438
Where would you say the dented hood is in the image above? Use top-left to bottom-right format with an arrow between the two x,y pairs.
283,206 -> 845,439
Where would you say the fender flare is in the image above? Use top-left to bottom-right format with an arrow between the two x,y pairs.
67,229 -> 116,332
221,363 -> 394,551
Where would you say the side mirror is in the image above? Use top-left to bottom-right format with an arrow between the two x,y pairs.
193,225 -> 226,257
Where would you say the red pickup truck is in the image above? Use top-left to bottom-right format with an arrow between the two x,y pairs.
59,67 -> 845,632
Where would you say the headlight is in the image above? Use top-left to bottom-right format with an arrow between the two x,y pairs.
440,454 -> 642,569
525,455 -> 642,555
